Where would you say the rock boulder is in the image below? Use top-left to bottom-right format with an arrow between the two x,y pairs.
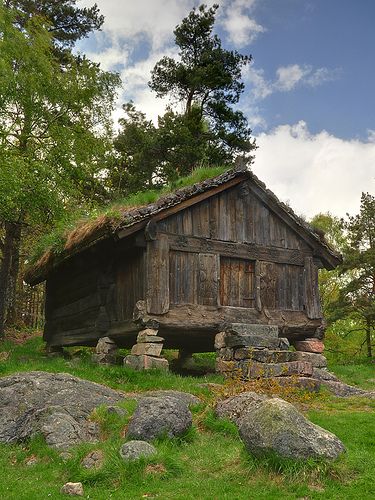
0,371 -> 125,449
238,397 -> 345,460
127,396 -> 192,441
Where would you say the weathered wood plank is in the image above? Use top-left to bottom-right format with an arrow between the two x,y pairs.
116,176 -> 245,240
198,253 -> 219,306
167,233 -> 308,266
304,256 -> 323,319
146,234 -> 169,314
169,250 -> 198,304
220,257 -> 255,308
245,181 -> 338,269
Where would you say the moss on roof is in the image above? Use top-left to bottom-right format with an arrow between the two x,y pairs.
29,166 -> 229,265
26,164 -> 342,286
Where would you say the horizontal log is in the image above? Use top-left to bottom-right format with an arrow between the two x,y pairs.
167,234 -> 307,266
145,304 -> 322,338
47,293 -> 99,320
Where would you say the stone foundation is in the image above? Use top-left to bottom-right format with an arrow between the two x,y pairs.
215,324 -> 327,382
124,328 -> 169,371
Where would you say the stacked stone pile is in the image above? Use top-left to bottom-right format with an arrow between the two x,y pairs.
215,324 -> 327,380
124,328 -> 169,370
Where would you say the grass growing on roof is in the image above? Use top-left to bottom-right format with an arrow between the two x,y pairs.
30,165 -> 229,264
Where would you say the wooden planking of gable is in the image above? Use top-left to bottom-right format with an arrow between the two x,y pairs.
161,182 -> 311,252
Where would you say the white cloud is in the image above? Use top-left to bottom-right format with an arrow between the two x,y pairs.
367,129 -> 375,142
79,0 -> 194,51
253,121 -> 375,218
275,64 -> 339,91
242,63 -> 340,130
275,64 -> 311,91
220,0 -> 265,47
119,47 -> 180,123
246,63 -> 339,103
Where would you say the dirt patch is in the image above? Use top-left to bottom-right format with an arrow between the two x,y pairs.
4,329 -> 42,345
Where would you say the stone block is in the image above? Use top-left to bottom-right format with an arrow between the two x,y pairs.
214,331 -> 227,349
93,337 -> 118,365
242,360 -> 313,379
226,323 -> 279,338
272,376 -> 321,392
234,349 -> 298,363
215,358 -> 236,373
138,328 -> 159,336
225,335 -> 289,350
278,338 -> 290,350
60,482 -> 84,496
293,339 -> 325,353
137,332 -> 164,343
124,355 -> 169,371
131,343 -> 163,357
219,347 -> 234,361
294,351 -> 327,368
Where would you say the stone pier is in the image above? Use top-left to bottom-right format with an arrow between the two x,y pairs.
215,324 -> 327,382
124,328 -> 169,371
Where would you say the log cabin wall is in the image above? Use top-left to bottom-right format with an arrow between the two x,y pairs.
44,238 -> 146,347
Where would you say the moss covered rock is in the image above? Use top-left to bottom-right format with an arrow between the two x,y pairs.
238,397 -> 345,460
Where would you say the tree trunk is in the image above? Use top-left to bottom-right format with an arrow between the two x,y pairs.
5,223 -> 22,326
365,321 -> 372,358
0,222 -> 18,338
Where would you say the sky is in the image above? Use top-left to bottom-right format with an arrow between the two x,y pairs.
78,0 -> 375,219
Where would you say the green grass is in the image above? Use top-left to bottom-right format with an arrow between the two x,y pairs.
30,165 -> 228,263
0,334 -> 374,499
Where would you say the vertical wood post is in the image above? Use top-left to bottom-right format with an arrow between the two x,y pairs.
304,256 -> 322,319
255,261 -> 262,312
146,234 -> 169,314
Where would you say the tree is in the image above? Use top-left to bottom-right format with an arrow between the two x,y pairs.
310,213 -> 346,320
110,102 -> 161,196
112,4 -> 256,194
149,4 -> 255,168
0,4 -> 120,336
327,194 -> 375,358
4,0 -> 103,55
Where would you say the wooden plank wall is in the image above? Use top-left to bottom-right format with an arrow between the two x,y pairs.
44,249 -> 101,344
159,184 -> 305,250
116,249 -> 146,321
159,182 -> 316,313
220,257 -> 255,308
169,251 -> 219,306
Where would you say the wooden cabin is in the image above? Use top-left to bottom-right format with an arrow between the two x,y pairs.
26,168 -> 341,354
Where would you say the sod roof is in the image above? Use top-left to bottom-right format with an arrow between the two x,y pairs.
25,166 -> 342,285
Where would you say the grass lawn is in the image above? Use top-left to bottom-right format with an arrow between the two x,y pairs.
0,334 -> 374,499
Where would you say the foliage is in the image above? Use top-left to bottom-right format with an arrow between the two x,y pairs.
310,213 -> 346,321
0,1 -> 120,335
149,4 -> 254,161
109,102 -> 162,196
4,0 -> 104,56
331,194 -> 375,357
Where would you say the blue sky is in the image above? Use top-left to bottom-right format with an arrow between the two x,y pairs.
78,0 -> 375,218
